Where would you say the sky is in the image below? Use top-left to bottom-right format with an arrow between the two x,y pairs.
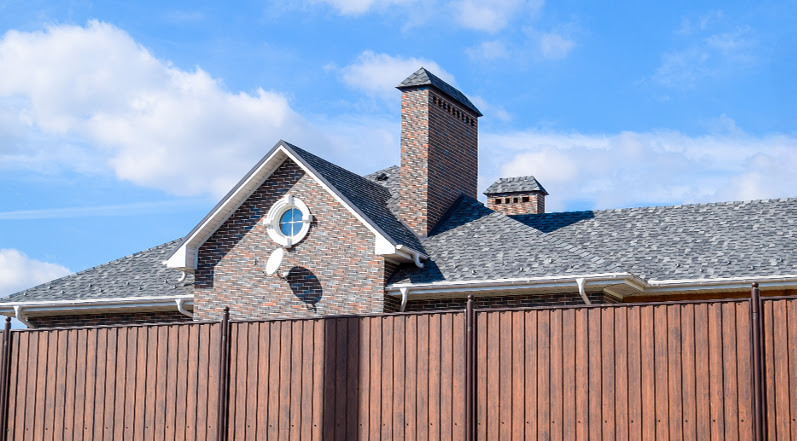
1,0 -> 796,299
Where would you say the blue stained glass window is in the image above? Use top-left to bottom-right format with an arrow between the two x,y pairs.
279,208 -> 302,236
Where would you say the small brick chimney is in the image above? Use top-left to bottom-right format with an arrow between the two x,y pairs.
485,176 -> 549,215
397,68 -> 482,237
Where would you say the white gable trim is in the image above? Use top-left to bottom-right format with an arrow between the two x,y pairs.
166,142 -> 421,271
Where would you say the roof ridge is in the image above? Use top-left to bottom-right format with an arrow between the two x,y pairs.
526,196 -> 797,217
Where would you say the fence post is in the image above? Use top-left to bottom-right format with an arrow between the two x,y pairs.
750,282 -> 765,441
465,294 -> 475,441
0,317 -> 11,441
216,307 -> 231,441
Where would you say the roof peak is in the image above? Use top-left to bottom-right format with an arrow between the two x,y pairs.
396,67 -> 482,117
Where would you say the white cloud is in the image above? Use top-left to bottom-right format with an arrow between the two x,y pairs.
468,24 -> 578,63
481,127 -> 797,212
652,25 -> 757,89
537,31 -> 576,60
338,51 -> 455,99
0,249 -> 72,297
466,41 -> 510,60
311,0 -> 415,15
455,0 -> 542,32
0,21 -> 337,197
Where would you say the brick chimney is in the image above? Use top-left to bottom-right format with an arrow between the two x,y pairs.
397,68 -> 482,237
485,176 -> 549,215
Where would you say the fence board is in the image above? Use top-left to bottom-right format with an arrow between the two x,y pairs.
0,299 -> 788,441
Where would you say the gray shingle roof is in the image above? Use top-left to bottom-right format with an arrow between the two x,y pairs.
397,68 -> 483,117
389,196 -> 622,285
287,144 -> 425,253
513,198 -> 797,281
0,239 -> 192,303
485,176 -> 549,196
390,196 -> 797,285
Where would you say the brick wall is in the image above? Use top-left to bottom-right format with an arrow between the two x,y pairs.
400,88 -> 479,237
26,310 -> 190,329
486,192 -> 545,215
194,159 -> 391,321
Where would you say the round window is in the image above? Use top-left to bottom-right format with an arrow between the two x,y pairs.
264,195 -> 312,247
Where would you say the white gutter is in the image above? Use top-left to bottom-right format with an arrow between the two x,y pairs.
576,278 -> 592,305
0,295 -> 194,316
387,272 -> 637,296
395,245 -> 427,268
643,274 -> 797,292
13,306 -> 31,327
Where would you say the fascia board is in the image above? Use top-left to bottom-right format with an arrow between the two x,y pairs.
0,295 -> 193,316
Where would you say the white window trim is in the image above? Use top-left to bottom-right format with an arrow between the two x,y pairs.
264,195 -> 312,247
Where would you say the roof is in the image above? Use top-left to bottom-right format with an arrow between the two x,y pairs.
389,195 -> 622,285
397,68 -> 483,117
484,176 -> 549,196
389,197 -> 797,285
0,239 -> 192,304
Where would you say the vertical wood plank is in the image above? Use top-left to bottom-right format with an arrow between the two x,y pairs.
600,308 -> 615,441
311,320 -> 323,441
486,312 -> 501,441
653,305 -> 669,441
721,303 -> 740,441
512,312 -> 526,441
680,304 -> 698,441
772,300 -> 791,441
668,305 -> 684,441
380,317 -> 394,441
708,302 -> 726,441
574,309 -> 588,441
416,315 -> 429,441
165,326 -> 179,441
550,309 -> 564,441
127,328 -> 141,441
74,330 -> 87,441
613,307 -> 629,441
93,329 -> 108,441
195,325 -> 210,441
428,314 -> 441,441
279,321 -> 292,441
403,316 -> 416,441
345,319 -> 359,441
175,325 -> 189,441
103,329 -> 119,441
7,332 -> 22,441
694,304 -> 711,441
246,323 -> 260,441
54,330 -> 69,441
394,316 -> 407,441
14,332 -> 30,441
639,306 -> 655,441
538,310 -> 552,441
475,312 -> 487,441
256,323 -> 270,441
788,300 -> 797,441
734,302 -> 753,440
26,332 -> 41,440
368,317 -> 382,441
626,306 -> 642,441
587,308 -> 601,441
227,324 -> 239,441
83,329 -> 98,441
499,312 -> 512,441
439,313 -> 452,441
154,326 -> 168,441
267,322 -> 281,441
300,321 -> 314,441
289,321 -> 304,441
44,331 -> 59,441
452,313 -> 466,441
358,318 -> 371,441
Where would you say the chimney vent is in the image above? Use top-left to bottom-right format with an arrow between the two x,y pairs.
484,176 -> 548,215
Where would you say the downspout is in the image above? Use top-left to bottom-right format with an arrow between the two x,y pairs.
177,271 -> 187,283
399,287 -> 409,312
576,278 -> 592,305
395,245 -> 426,268
175,298 -> 193,318
13,305 -> 31,328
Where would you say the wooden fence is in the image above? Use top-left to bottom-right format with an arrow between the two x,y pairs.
0,289 -> 794,440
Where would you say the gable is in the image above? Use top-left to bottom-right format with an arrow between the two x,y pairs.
166,141 -> 425,272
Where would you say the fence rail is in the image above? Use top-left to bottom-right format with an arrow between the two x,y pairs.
0,287 -> 794,440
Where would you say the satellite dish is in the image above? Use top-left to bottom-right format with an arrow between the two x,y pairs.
265,248 -> 284,276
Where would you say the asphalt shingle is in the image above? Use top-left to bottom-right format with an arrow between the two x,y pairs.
484,176 -> 549,195
397,68 -> 483,116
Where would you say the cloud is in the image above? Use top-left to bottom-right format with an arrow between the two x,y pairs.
337,51 -> 455,99
466,41 -> 510,60
536,31 -> 576,60
0,249 -> 72,297
481,125 -> 797,212
0,21 -> 339,197
652,24 -> 757,89
310,0 -> 415,15
455,0 -> 542,32
468,23 -> 578,63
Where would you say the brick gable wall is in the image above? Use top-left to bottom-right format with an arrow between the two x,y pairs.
193,159 -> 391,321
400,88 -> 479,236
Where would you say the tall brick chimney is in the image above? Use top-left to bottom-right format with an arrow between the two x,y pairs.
397,68 -> 482,237
484,176 -> 549,215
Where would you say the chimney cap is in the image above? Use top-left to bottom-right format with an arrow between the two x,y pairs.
484,176 -> 549,196
397,67 -> 483,117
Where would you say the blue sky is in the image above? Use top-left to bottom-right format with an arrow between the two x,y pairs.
1,0 -> 796,298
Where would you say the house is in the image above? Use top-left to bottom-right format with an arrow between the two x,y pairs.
2,68 -> 795,328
